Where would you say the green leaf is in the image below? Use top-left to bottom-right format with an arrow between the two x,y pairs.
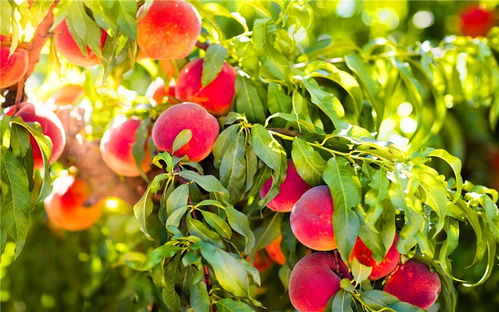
427,149 -> 463,204
345,53 -> 383,128
133,174 -> 168,239
389,301 -> 424,312
172,129 -> 192,153
235,76 -> 266,123
178,170 -> 229,195
267,82 -> 292,115
350,258 -> 372,285
125,244 -> 180,271
331,289 -> 353,312
219,127 -> 246,200
202,44 -> 228,86
198,242 -> 251,297
291,137 -> 326,186
132,118 -> 149,179
201,210 -> 232,239
166,184 -> 189,215
165,206 -> 189,228
253,212 -> 282,251
215,298 -> 253,312
225,205 -> 255,254
213,124 -> 240,168
301,77 -> 347,130
190,279 -> 210,312
187,214 -> 224,247
323,157 -> 361,260
360,290 -> 399,310
0,148 -> 31,257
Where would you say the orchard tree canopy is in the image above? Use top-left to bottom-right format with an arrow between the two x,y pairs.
1,0 -> 499,311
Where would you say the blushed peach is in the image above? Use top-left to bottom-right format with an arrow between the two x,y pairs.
100,118 -> 151,177
259,160 -> 311,212
146,78 -> 176,104
13,103 -> 66,169
460,6 -> 495,37
175,59 -> 236,116
137,0 -> 201,60
290,186 -> 336,251
349,235 -> 400,280
54,19 -> 107,67
0,45 -> 28,89
151,102 -> 219,162
51,84 -> 84,105
44,175 -> 102,231
289,252 -> 349,312
265,235 -> 285,265
384,260 -> 441,309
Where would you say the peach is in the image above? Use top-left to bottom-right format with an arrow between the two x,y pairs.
349,235 -> 400,280
146,78 -> 176,104
0,45 -> 29,89
100,118 -> 151,177
152,102 -> 219,162
289,252 -> 349,312
290,186 -> 336,251
51,84 -> 84,105
175,59 -> 236,116
384,260 -> 441,309
13,103 -> 66,169
45,175 -> 101,231
460,6 -> 495,37
265,235 -> 286,265
251,251 -> 274,272
259,159 -> 311,212
137,0 -> 201,60
160,59 -> 184,77
54,19 -> 107,67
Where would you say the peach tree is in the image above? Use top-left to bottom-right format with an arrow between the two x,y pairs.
1,1 -> 498,311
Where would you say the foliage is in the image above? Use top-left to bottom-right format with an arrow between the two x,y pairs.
1,0 -> 499,311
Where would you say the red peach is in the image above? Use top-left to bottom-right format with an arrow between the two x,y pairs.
349,235 -> 400,280
251,251 -> 274,272
151,102 -> 219,162
290,186 -> 336,251
259,159 -> 311,212
0,45 -> 28,89
175,59 -> 236,116
289,252 -> 349,312
384,260 -> 441,309
137,0 -> 201,60
13,103 -> 66,169
460,6 -> 495,37
44,175 -> 102,231
265,235 -> 286,265
54,20 -> 107,67
146,78 -> 176,104
100,118 -> 151,177
51,84 -> 84,105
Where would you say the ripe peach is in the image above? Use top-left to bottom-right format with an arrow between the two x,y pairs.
289,252 -> 350,312
51,84 -> 84,105
460,6 -> 495,37
259,159 -> 311,212
384,260 -> 441,309
137,0 -> 201,60
45,175 -> 102,231
160,59 -> 184,77
0,45 -> 29,89
175,59 -> 236,116
152,102 -> 219,162
54,20 -> 107,67
251,251 -> 274,272
349,235 -> 400,280
146,78 -> 176,104
265,235 -> 286,265
100,118 -> 151,177
13,103 -> 66,169
290,186 -> 336,251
